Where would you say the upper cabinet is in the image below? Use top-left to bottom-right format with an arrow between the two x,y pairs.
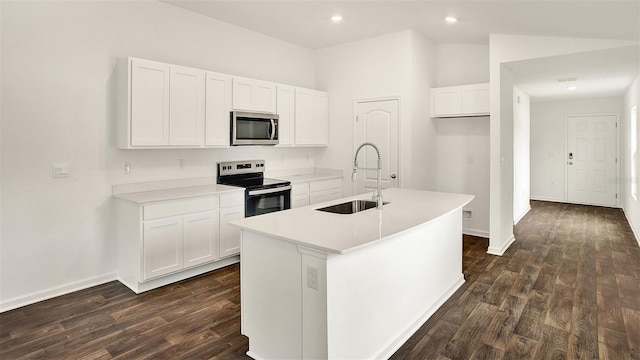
276,85 -> 295,146
119,58 -> 205,149
118,57 -> 327,149
205,71 -> 232,147
430,83 -> 489,118
295,88 -> 328,146
232,77 -> 277,113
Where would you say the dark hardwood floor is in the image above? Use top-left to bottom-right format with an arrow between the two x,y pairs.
1,200 -> 639,359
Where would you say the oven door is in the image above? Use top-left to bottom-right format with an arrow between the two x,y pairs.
245,186 -> 291,217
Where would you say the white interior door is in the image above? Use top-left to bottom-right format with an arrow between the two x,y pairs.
567,115 -> 618,207
354,99 -> 399,194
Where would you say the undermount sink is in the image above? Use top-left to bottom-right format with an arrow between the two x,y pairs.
316,200 -> 389,214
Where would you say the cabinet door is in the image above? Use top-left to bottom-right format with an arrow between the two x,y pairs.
312,91 -> 328,145
220,205 -> 244,258
294,88 -> 314,145
169,65 -> 205,146
205,72 -> 232,146
253,80 -> 277,113
291,182 -> 310,208
183,210 -> 220,268
232,77 -> 253,111
143,216 -> 183,280
277,85 -> 295,146
130,59 -> 170,146
431,87 -> 462,117
461,83 -> 489,115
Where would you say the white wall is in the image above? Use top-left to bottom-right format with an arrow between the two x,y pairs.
0,1 -> 317,310
513,87 -> 530,224
436,44 -> 490,87
489,34 -> 637,255
314,30 -> 437,195
623,77 -> 640,245
435,43 -> 490,237
530,97 -> 624,202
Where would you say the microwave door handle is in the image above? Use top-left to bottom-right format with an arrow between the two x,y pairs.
270,119 -> 276,140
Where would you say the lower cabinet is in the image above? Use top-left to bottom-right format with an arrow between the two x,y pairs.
117,191 -> 244,293
291,178 -> 342,208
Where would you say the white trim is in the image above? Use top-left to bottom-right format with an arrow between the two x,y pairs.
0,273 -> 117,313
530,195 -> 566,203
565,113 -> 621,207
622,207 -> 640,247
463,228 -> 490,238
376,276 -> 465,360
487,233 -> 515,256
514,205 -> 531,225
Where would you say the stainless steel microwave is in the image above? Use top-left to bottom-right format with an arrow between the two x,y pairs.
231,111 -> 279,146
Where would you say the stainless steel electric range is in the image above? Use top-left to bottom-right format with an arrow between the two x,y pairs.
217,160 -> 291,217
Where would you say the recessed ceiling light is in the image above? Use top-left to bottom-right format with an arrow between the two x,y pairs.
445,16 -> 458,24
567,85 -> 578,91
331,15 -> 343,23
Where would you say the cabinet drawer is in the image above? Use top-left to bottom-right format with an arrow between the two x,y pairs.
309,178 -> 342,192
144,195 -> 219,220
220,192 -> 244,207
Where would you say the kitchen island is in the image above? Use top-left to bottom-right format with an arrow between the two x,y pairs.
231,188 -> 474,360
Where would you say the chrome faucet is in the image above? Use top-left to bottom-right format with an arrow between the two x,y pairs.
352,142 -> 384,210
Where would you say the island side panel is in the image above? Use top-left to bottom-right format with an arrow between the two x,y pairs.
325,209 -> 465,360
241,231 -> 303,359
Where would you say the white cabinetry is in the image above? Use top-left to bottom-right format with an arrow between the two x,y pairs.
219,193 -> 244,258
295,88 -> 328,146
121,58 -> 205,148
309,179 -> 343,205
232,77 -> 277,113
430,83 -> 489,118
116,191 -> 244,293
205,72 -> 232,147
143,216 -> 183,279
276,85 -> 295,146
291,182 -> 310,208
291,178 -> 342,208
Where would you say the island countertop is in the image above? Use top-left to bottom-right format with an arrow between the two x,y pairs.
230,188 -> 474,254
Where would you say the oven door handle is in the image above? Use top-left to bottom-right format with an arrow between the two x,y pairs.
248,185 -> 291,196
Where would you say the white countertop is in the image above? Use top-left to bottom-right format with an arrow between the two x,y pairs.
275,173 -> 342,183
230,188 -> 474,254
113,184 -> 243,204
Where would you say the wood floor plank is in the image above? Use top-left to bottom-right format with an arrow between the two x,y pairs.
2,202 -> 639,359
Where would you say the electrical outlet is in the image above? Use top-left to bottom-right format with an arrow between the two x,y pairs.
307,266 -> 319,290
122,162 -> 131,175
463,209 -> 473,220
52,163 -> 70,178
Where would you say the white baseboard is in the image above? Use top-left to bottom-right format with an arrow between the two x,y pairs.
377,275 -> 466,359
622,208 -> 640,247
514,205 -> 531,225
0,273 -> 118,313
487,233 -> 515,256
530,195 -> 565,203
463,228 -> 490,238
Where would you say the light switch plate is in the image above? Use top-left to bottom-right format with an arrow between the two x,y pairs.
52,163 -> 70,178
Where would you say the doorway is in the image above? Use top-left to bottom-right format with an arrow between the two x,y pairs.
353,98 -> 399,194
566,114 -> 619,207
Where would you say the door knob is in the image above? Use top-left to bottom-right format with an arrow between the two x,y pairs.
390,174 -> 397,179
568,162 -> 573,165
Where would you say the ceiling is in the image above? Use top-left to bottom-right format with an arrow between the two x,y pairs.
165,0 -> 639,49
506,45 -> 640,102
165,1 -> 640,101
